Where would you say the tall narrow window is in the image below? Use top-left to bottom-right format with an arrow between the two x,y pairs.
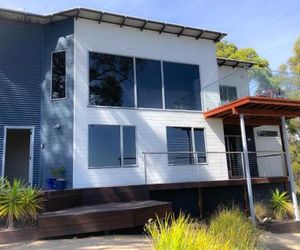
219,85 -> 237,105
136,58 -> 163,108
89,52 -> 134,107
51,51 -> 66,99
164,62 -> 201,110
167,127 -> 206,165
88,125 -> 136,168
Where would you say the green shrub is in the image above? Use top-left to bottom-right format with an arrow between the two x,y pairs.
209,208 -> 260,249
145,208 -> 260,250
0,178 -> 45,229
145,213 -> 229,250
270,189 -> 290,220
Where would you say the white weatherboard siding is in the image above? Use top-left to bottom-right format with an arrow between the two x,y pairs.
73,18 -> 228,188
254,125 -> 284,177
203,66 -> 248,111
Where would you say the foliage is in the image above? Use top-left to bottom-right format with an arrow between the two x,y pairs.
145,213 -> 229,250
287,36 -> 300,75
209,208 -> 259,249
269,189 -> 290,220
145,208 -> 260,250
0,178 -> 45,229
50,166 -> 66,179
254,202 -> 270,221
216,41 -> 269,67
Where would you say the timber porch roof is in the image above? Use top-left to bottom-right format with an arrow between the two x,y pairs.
204,96 -> 300,126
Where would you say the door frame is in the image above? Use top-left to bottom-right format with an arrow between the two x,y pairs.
1,126 -> 35,186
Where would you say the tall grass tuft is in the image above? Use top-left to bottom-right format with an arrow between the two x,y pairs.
145,213 -> 229,250
209,207 -> 260,249
254,201 -> 270,221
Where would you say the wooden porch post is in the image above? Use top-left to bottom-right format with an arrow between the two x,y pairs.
281,116 -> 299,221
240,114 -> 256,224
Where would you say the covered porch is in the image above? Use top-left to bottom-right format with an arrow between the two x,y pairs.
204,96 -> 300,222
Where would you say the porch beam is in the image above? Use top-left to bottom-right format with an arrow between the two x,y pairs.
240,114 -> 256,224
233,108 -> 300,118
281,116 -> 299,220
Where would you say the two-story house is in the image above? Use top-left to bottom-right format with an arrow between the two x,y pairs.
0,7 -> 299,221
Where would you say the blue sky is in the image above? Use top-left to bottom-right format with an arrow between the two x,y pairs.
0,0 -> 299,69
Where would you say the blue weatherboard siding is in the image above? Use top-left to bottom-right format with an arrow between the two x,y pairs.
41,19 -> 74,188
0,17 -> 74,187
0,18 -> 44,186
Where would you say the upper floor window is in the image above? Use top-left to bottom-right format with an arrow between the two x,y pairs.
88,125 -> 136,168
89,52 -> 134,107
219,85 -> 237,105
51,51 -> 66,99
166,127 -> 206,165
136,58 -> 163,108
164,62 -> 201,110
88,52 -> 201,111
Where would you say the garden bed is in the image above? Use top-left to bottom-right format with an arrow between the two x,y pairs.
260,220 -> 300,234
0,226 -> 38,244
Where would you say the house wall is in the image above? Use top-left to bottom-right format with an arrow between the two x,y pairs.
253,125 -> 284,177
203,66 -> 248,110
73,18 -> 228,188
0,18 -> 43,186
41,19 -> 74,188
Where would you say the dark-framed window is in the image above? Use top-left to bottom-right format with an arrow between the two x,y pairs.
163,62 -> 201,110
88,125 -> 136,168
219,85 -> 237,105
136,58 -> 163,108
166,127 -> 206,165
51,51 -> 66,99
89,52 -> 134,107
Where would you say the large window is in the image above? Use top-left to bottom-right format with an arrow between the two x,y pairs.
88,52 -> 202,110
167,127 -> 206,165
88,125 -> 136,168
219,85 -> 237,105
136,58 -> 163,108
89,52 -> 135,107
51,51 -> 66,99
164,62 -> 201,110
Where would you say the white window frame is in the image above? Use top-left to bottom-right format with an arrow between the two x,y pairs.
50,50 -> 67,101
88,124 -> 138,169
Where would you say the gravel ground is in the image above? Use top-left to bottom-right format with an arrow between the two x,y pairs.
0,232 -> 300,250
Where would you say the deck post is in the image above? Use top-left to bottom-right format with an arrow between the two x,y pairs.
281,116 -> 299,221
240,114 -> 256,224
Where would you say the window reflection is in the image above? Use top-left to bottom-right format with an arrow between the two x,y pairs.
164,62 -> 201,110
136,58 -> 162,108
89,52 -> 134,107
51,51 -> 66,99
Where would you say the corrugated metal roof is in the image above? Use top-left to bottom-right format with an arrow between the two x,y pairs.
217,57 -> 256,68
0,7 -> 227,42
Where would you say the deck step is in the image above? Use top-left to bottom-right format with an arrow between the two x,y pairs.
38,200 -> 172,239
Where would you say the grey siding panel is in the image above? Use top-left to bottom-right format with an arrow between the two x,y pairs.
0,18 -> 44,185
41,19 -> 74,188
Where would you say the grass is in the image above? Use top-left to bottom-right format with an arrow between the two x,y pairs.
254,202 -> 270,221
209,208 -> 260,249
145,208 -> 260,250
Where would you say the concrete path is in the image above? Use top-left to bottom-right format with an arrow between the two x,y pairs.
0,235 -> 151,250
259,232 -> 300,250
1,232 -> 300,250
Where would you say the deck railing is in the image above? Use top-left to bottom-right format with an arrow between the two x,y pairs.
201,68 -> 300,111
142,151 -> 287,184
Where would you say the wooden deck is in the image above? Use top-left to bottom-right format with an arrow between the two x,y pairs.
38,200 -> 172,239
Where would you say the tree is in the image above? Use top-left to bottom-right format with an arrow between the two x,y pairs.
216,41 -> 269,67
288,36 -> 300,74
